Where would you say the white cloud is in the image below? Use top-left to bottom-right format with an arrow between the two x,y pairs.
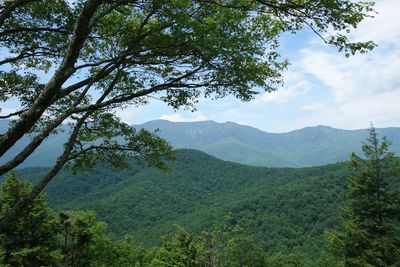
337,90 -> 400,126
160,114 -> 185,122
293,0 -> 400,130
350,0 -> 400,44
300,46 -> 400,103
160,112 -> 207,122
292,90 -> 400,130
254,73 -> 312,105
192,112 -> 207,121
115,0 -> 400,132
301,102 -> 326,111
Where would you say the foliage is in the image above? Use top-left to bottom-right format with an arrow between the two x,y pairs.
0,0 -> 376,226
0,173 -> 62,266
0,173 -> 272,266
222,236 -> 267,267
150,219 -> 269,267
151,225 -> 207,267
58,210 -> 150,267
325,127 -> 400,266
1,150 -> 399,266
13,149 -> 355,265
0,174 -> 154,266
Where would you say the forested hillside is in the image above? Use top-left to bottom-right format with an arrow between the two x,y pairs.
13,149 -> 351,262
1,0 -> 396,265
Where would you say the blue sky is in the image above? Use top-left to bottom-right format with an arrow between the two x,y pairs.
116,0 -> 400,132
1,0 -> 399,133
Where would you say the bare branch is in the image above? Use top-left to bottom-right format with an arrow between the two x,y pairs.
0,109 -> 24,119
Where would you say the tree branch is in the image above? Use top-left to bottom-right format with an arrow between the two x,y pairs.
0,109 -> 24,119
0,0 -> 39,27
0,0 -> 103,157
0,82 -> 94,175
0,69 -> 126,228
0,109 -> 92,231
0,26 -> 70,37
72,66 -> 204,113
0,67 -> 124,175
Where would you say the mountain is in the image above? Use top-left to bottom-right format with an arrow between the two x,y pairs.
13,149 -> 351,260
137,120 -> 400,167
2,119 -> 400,167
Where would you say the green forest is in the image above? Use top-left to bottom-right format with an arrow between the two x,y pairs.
1,0 -> 399,266
1,127 -> 399,266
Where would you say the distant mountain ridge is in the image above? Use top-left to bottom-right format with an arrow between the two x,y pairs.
1,119 -> 400,167
137,120 -> 400,167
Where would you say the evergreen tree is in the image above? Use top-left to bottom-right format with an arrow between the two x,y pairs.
326,126 -> 400,266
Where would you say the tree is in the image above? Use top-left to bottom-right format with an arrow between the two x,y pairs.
325,126 -> 400,266
59,210 -> 149,267
0,174 -> 150,266
0,173 -> 62,266
0,0 -> 376,227
223,236 -> 267,267
151,225 -> 207,267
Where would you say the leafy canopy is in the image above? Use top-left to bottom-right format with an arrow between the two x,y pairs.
0,0 -> 375,226
0,173 -> 62,266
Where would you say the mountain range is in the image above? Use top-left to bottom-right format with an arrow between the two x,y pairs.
138,120 -> 400,167
1,119 -> 400,167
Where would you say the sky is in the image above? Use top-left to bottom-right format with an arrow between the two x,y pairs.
116,0 -> 400,133
1,0 -> 399,133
